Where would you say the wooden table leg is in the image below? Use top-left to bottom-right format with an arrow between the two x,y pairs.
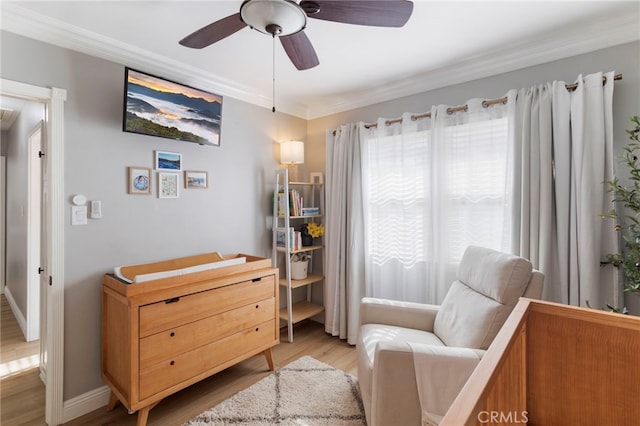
107,391 -> 118,411
263,348 -> 275,371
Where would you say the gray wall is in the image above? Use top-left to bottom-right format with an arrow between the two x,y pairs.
1,130 -> 8,156
5,100 -> 45,315
308,41 -> 640,313
1,31 -> 306,400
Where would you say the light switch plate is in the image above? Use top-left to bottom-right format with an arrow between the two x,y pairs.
90,200 -> 102,219
71,206 -> 87,225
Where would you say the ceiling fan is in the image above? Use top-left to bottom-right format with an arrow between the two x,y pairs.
179,0 -> 414,71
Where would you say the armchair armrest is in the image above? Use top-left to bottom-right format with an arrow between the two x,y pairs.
359,297 -> 440,331
408,343 -> 484,424
370,340 -> 422,426
372,341 -> 485,426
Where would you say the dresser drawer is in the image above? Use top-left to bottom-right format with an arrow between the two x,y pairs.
139,276 -> 274,337
140,297 -> 275,367
139,320 -> 275,400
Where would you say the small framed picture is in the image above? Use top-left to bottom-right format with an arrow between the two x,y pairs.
310,172 -> 323,185
128,166 -> 151,195
185,170 -> 208,189
158,172 -> 179,198
155,150 -> 182,171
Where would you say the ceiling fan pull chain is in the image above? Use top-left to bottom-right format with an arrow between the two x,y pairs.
272,33 -> 276,113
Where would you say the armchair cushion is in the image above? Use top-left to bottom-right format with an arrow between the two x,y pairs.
457,245 -> 533,304
434,246 -> 533,349
359,324 -> 446,372
432,281 -> 507,350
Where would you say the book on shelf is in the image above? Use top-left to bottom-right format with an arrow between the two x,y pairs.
277,192 -> 284,217
276,227 -> 302,251
289,188 -> 302,216
277,189 -> 305,217
301,207 -> 320,216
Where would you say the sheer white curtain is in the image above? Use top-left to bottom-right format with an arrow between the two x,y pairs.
360,113 -> 432,302
324,123 -> 366,344
514,71 -> 619,308
361,98 -> 515,304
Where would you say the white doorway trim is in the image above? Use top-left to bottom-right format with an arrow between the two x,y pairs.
0,156 -> 5,293
1,78 -> 66,425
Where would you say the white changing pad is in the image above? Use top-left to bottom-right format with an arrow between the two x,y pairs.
114,256 -> 246,284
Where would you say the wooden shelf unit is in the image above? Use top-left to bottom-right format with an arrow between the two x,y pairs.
279,274 -> 324,289
272,169 -> 325,342
279,300 -> 326,324
276,244 -> 323,254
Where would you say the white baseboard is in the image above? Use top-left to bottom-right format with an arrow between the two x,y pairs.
3,286 -> 28,340
62,384 -> 111,423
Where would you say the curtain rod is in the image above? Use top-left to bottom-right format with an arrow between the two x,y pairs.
362,73 -> 623,130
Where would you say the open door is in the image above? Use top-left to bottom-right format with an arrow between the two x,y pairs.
27,122 -> 42,342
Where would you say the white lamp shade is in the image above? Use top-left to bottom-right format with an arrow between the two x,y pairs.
280,141 -> 304,164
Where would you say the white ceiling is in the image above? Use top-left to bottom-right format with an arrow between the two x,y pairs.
1,1 -> 638,119
0,96 -> 27,131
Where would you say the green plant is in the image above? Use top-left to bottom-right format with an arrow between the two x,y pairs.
601,115 -> 640,295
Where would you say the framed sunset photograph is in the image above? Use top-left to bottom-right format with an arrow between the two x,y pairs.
123,67 -> 222,146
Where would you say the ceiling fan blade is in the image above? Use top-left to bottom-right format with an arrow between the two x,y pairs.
279,31 -> 319,71
301,0 -> 413,28
179,13 -> 247,49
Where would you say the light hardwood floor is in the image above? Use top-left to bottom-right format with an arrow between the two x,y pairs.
2,294 -> 357,426
1,293 -> 45,426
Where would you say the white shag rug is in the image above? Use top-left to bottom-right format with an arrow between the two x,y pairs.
183,355 -> 366,425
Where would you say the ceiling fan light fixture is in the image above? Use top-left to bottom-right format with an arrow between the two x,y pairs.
240,0 -> 307,36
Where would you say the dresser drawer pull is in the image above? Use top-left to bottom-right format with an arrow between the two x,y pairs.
170,331 -> 175,337
255,327 -> 259,332
170,360 -> 175,366
255,304 -> 259,309
252,277 -> 262,282
164,297 -> 180,304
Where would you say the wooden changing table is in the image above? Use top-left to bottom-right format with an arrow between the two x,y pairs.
101,253 -> 279,426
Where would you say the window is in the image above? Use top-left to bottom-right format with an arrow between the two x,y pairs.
364,128 -> 431,268
363,114 -> 511,268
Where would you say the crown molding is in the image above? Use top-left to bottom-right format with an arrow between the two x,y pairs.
305,10 -> 640,119
0,3 -> 310,118
2,3 -> 638,120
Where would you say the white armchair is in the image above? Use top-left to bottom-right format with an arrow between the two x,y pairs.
356,246 -> 544,426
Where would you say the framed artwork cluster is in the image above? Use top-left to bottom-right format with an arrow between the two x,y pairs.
128,150 -> 209,198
